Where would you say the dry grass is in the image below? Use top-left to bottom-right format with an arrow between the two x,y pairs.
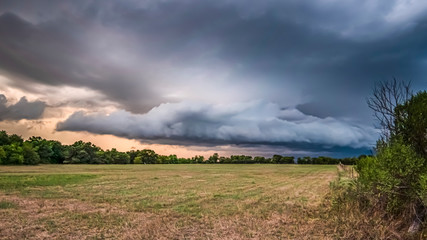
0,164 -> 337,239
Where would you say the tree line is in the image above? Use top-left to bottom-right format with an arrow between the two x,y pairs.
0,130 -> 364,165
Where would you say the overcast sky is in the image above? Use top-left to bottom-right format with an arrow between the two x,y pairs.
1,0 -> 427,157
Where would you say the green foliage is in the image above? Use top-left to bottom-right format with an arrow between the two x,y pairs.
255,156 -> 268,163
22,142 -> 40,165
207,153 -> 219,163
167,154 -> 179,164
192,155 -> 204,164
0,146 -> 6,164
3,143 -> 24,165
139,149 -> 158,164
0,129 -> 362,166
271,155 -> 294,164
355,90 -> 427,216
8,134 -> 23,145
107,148 -> 130,164
356,138 -> 426,213
395,91 -> 427,158
0,130 -> 10,146
134,156 -> 142,164
63,141 -> 102,164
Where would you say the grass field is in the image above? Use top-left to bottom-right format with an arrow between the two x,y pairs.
0,164 -> 338,239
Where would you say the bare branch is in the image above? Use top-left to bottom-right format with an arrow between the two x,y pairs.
367,78 -> 413,140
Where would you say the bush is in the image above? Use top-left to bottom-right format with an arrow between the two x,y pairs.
134,156 -> 142,164
356,138 -> 426,214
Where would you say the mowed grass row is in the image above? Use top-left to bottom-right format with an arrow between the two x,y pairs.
0,164 -> 337,239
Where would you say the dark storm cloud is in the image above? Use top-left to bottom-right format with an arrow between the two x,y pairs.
57,101 -> 378,152
0,94 -> 46,121
1,0 -> 427,154
1,1 -> 426,117
0,10 -> 160,113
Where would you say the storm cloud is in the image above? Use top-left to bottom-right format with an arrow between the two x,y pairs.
57,101 -> 378,151
1,0 -> 426,155
0,94 -> 46,121
1,1 -> 427,115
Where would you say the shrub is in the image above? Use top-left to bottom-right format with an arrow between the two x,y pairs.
356,138 -> 426,214
134,156 -> 142,164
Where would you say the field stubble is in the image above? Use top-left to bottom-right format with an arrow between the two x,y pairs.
0,164 -> 337,239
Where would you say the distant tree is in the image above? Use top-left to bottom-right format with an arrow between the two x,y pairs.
0,131 -> 10,146
3,143 -> 23,165
156,155 -> 168,164
218,156 -> 228,164
8,134 -> 23,145
178,157 -> 192,164
139,149 -> 158,164
134,156 -> 143,164
0,146 -> 6,164
108,148 -> 130,164
297,157 -> 312,164
208,153 -> 219,163
190,155 -> 203,164
271,155 -> 282,164
64,141 -> 102,164
127,150 -> 138,164
27,136 -> 53,163
50,141 -> 65,164
254,156 -> 266,163
22,142 -> 40,165
167,154 -> 179,164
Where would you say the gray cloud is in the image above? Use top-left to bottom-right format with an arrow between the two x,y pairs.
1,0 -> 426,155
57,101 -> 378,151
0,10 -> 161,113
1,1 -> 427,118
0,94 -> 46,121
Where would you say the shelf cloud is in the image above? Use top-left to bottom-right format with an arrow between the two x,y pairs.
57,101 -> 378,151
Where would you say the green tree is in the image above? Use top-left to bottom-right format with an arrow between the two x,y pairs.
8,134 -> 23,145
0,131 -> 10,146
107,148 -> 130,164
134,156 -> 143,164
357,82 -> 427,232
27,136 -> 53,163
3,143 -> 24,165
0,146 -> 6,164
127,150 -> 138,164
167,154 -> 178,164
139,149 -> 158,164
208,153 -> 219,163
22,142 -> 40,165
254,156 -> 266,163
395,91 -> 427,158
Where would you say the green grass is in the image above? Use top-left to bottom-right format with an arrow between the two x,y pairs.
0,200 -> 17,209
0,174 -> 98,191
0,164 -> 337,239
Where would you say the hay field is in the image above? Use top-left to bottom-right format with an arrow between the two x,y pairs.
0,164 -> 337,239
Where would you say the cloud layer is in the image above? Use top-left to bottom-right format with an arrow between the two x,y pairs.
57,101 -> 378,151
0,94 -> 46,121
1,1 -> 427,118
1,0 -> 426,156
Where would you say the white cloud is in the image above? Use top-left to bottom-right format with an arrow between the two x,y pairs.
57,100 -> 378,149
